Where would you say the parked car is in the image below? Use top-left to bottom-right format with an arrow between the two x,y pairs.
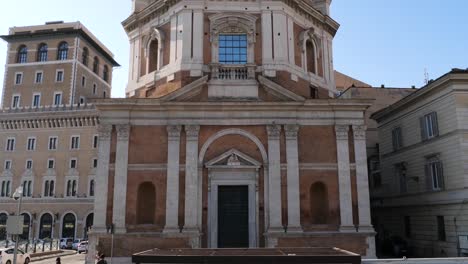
59,238 -> 74,249
77,241 -> 88,254
71,239 -> 84,250
0,247 -> 31,264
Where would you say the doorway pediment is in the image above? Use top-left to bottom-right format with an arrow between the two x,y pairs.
205,149 -> 261,169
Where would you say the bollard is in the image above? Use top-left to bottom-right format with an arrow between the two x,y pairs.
42,241 -> 45,252
33,241 -> 37,253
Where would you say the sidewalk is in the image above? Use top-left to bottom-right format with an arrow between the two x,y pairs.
31,250 -> 77,262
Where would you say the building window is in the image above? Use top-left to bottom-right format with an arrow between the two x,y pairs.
306,40 -> 317,74
32,93 -> 41,108
44,180 -> 55,197
39,213 -> 53,239
426,156 -> 444,191
27,137 -> 36,151
70,136 -> 80,150
82,47 -> 89,66
57,42 -> 68,60
6,138 -> 15,151
48,137 -> 58,150
17,45 -> 28,63
103,65 -> 109,82
70,159 -> 77,169
89,179 -> 95,197
66,179 -> 77,197
81,76 -> 86,87
404,216 -> 411,238
26,160 -> 33,170
37,43 -> 48,62
35,71 -> 43,84
369,159 -> 382,188
4,160 -> 12,170
12,95 -> 20,108
0,180 -> 11,197
392,127 -> 403,151
79,97 -> 85,105
103,91 -> 107,98
22,180 -> 33,197
437,216 -> 446,241
53,93 -> 62,106
395,163 -> 407,194
93,135 -> 98,149
93,158 -> 98,168
93,57 -> 99,74
56,70 -> 64,82
137,182 -> 156,224
420,112 -> 439,141
47,159 -> 55,169
218,34 -> 248,65
15,73 -> 23,85
93,84 -> 97,95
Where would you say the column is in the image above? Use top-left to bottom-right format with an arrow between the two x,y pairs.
285,125 -> 302,233
335,125 -> 355,232
183,125 -> 200,232
112,124 -> 130,233
267,125 -> 283,232
93,124 -> 112,232
163,125 -> 182,233
353,125 -> 374,233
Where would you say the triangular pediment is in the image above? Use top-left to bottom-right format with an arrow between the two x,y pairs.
205,149 -> 261,169
258,75 -> 306,102
160,75 -> 209,102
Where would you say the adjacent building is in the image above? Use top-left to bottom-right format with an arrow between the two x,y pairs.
0,21 -> 118,241
88,0 -> 376,262
371,69 -> 468,257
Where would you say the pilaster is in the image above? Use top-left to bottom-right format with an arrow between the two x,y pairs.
183,125 -> 201,234
267,124 -> 283,232
335,125 -> 355,232
112,124 -> 130,234
163,125 -> 182,233
284,124 -> 302,233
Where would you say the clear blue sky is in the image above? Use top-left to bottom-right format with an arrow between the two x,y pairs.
0,0 -> 467,100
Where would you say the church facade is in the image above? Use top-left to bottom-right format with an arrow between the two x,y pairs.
89,0 -> 376,260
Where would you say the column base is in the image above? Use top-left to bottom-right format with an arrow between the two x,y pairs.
358,225 -> 375,234
163,226 -> 181,234
339,225 -> 357,233
267,226 -> 285,234
286,226 -> 303,234
114,227 -> 127,234
182,226 -> 200,234
90,226 -> 108,234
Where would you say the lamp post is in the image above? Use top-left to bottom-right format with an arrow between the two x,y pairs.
12,186 -> 23,264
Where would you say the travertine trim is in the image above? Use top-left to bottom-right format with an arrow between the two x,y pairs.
267,124 -> 282,139
167,125 -> 182,138
284,124 -> 300,139
98,124 -> 113,140
352,125 -> 366,140
335,125 -> 349,140
116,124 -> 130,141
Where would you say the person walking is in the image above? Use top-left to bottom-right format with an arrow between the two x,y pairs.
97,254 -> 107,264
56,257 -> 61,264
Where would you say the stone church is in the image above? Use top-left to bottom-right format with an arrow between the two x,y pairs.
89,0 -> 376,261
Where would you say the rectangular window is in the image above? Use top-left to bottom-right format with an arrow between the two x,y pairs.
32,94 -> 41,107
27,137 -> 36,151
44,179 -> 55,197
56,70 -> 64,82
404,216 -> 411,238
1,180 -> 11,197
12,95 -> 20,108
4,160 -> 12,170
48,136 -> 58,150
93,84 -> 97,95
426,157 -> 444,191
53,93 -> 62,106
22,180 -> 32,197
420,112 -> 439,141
437,216 -> 446,241
35,71 -> 43,83
6,138 -> 15,151
15,73 -> 23,85
218,34 -> 248,64
70,159 -> 77,169
392,127 -> 403,151
70,136 -> 80,150
66,179 -> 77,197
79,96 -> 85,104
26,160 -> 33,170
47,159 -> 55,169
93,158 -> 98,168
396,163 -> 407,193
81,76 -> 86,87
93,135 -> 98,149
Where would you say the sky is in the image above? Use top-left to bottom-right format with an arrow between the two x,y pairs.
0,0 -> 467,100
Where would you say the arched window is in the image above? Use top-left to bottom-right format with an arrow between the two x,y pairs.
306,40 -> 316,74
137,182 -> 156,224
62,213 -> 76,238
0,213 -> 7,240
17,45 -> 28,63
37,43 -> 48,62
39,213 -> 53,239
82,47 -> 89,66
148,39 -> 159,73
57,42 -> 68,60
310,182 -> 329,224
103,65 -> 109,82
89,180 -> 95,197
20,213 -> 30,240
84,213 -> 94,239
93,57 -> 99,74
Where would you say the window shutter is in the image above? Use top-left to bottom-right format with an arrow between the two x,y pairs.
437,161 -> 445,190
420,117 -> 427,141
432,112 -> 439,137
425,163 -> 432,191
392,129 -> 397,150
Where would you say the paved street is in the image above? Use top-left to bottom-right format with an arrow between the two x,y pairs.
33,253 -> 85,264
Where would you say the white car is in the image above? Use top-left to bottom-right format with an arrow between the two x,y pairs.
77,241 -> 88,254
72,239 -> 84,250
59,238 -> 73,249
0,248 -> 31,264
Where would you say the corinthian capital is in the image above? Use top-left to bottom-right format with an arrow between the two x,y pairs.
98,124 -> 113,140
185,125 -> 200,139
335,125 -> 349,140
167,125 -> 182,139
116,124 -> 130,141
267,124 -> 282,139
352,125 -> 367,140
284,124 -> 300,139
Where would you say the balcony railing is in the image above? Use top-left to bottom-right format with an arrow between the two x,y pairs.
211,64 -> 256,80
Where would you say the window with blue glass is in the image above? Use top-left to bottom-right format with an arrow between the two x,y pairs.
218,34 -> 247,64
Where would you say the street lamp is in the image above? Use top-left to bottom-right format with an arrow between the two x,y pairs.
12,186 -> 23,264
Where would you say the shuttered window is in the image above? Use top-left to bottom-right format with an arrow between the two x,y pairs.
392,127 -> 403,151
420,112 -> 439,141
425,157 -> 444,191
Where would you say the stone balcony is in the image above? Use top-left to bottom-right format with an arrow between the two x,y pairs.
208,63 -> 258,99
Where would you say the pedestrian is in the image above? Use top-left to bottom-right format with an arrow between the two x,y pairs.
56,257 -> 61,264
97,254 -> 107,264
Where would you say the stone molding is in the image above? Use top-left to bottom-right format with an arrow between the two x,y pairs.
284,124 -> 300,139
266,124 -> 282,139
116,124 -> 130,141
352,125 -> 366,140
335,125 -> 349,140
167,125 -> 182,139
185,125 -> 200,139
98,124 -> 112,140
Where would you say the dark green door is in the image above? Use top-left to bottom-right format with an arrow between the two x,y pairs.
218,186 -> 249,248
